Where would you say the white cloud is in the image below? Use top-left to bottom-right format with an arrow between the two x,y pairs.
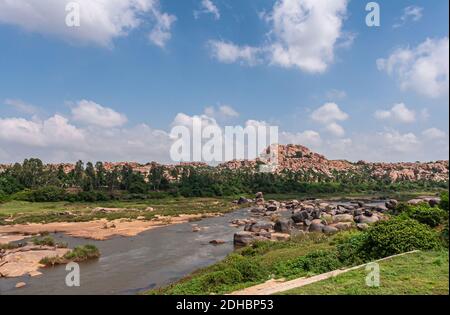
374,103 -> 416,123
194,0 -> 220,20
208,0 -> 350,74
326,122 -> 345,137
148,7 -> 177,48
422,128 -> 446,140
310,103 -> 349,124
310,103 -> 348,137
71,100 -> 128,128
204,105 -> 239,119
326,89 -> 347,100
377,37 -> 449,98
208,41 -> 262,65
4,99 -> 38,115
0,0 -> 176,48
394,5 -> 423,28
280,130 -> 322,148
0,115 -> 84,148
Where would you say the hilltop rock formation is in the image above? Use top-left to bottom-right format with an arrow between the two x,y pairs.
1,144 -> 448,183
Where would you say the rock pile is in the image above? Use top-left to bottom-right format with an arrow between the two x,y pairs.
233,192 -> 391,246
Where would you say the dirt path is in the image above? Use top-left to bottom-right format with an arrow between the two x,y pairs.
230,251 -> 419,295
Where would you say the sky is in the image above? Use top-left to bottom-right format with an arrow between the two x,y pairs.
0,0 -> 448,164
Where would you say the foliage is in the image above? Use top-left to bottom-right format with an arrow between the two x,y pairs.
364,217 -> 441,259
399,203 -> 447,227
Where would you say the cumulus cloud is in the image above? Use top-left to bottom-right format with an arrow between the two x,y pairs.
204,105 -> 239,119
394,5 -> 423,28
208,41 -> 262,65
374,103 -> 416,123
0,115 -> 84,148
208,0 -> 350,73
4,99 -> 38,115
194,0 -> 220,20
310,103 -> 348,137
377,37 -> 449,98
280,130 -> 322,148
422,128 -> 446,140
0,0 -> 176,48
71,100 -> 128,128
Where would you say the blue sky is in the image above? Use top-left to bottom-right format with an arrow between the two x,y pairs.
0,0 -> 448,163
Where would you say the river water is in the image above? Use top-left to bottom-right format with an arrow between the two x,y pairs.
0,208 -> 252,295
0,199 -> 386,295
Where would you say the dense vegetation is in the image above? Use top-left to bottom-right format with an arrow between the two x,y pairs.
149,195 -> 449,295
0,158 -> 447,203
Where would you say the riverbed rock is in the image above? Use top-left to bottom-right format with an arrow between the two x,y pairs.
333,214 -> 354,223
323,226 -> 339,235
233,231 -> 270,246
15,282 -> 26,288
309,222 -> 325,233
292,210 -> 309,223
356,215 -> 379,224
271,233 -> 291,241
250,206 -> 265,214
356,223 -> 369,231
255,192 -> 264,199
274,219 -> 292,234
334,222 -> 353,231
245,221 -> 274,233
209,240 -> 226,245
385,199 -> 399,210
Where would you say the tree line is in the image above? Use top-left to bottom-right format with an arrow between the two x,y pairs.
0,158 -> 448,202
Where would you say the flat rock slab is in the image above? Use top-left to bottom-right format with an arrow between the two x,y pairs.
0,246 -> 70,278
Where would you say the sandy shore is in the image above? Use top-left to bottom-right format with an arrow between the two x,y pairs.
0,213 -> 221,241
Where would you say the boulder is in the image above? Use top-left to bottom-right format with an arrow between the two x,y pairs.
250,206 -> 265,213
266,204 -> 279,212
333,214 -> 354,223
311,209 -> 322,220
274,219 -> 292,234
385,199 -> 398,210
356,215 -> 379,224
309,222 -> 325,233
292,210 -> 309,223
234,232 -> 255,246
334,222 -> 353,231
15,282 -> 26,289
255,192 -> 264,199
237,197 -> 250,205
271,233 -> 291,241
323,226 -> 339,235
244,221 -> 274,233
356,223 -> 369,231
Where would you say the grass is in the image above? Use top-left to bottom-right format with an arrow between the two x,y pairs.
146,233 -> 339,295
39,244 -> 100,266
0,197 -> 240,225
281,250 -> 449,295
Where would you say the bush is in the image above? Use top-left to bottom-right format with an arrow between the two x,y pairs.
14,186 -> 66,202
32,236 -> 55,247
63,244 -> 100,261
335,232 -> 369,265
275,249 -> 343,278
401,203 -> 447,227
364,217 -> 441,259
440,191 -> 449,212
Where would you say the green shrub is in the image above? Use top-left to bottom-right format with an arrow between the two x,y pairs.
440,191 -> 449,212
335,232 -> 369,265
275,249 -> 343,279
63,244 -> 100,261
401,203 -> 447,227
364,218 -> 441,259
32,236 -> 55,247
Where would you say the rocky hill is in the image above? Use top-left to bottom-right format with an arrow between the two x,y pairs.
0,144 -> 448,182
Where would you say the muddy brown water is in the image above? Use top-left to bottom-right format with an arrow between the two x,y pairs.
0,200 -> 385,295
